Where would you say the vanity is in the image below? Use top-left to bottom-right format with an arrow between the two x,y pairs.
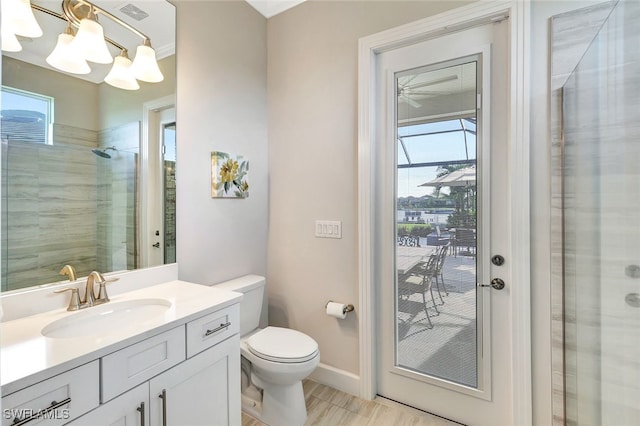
1,277 -> 242,426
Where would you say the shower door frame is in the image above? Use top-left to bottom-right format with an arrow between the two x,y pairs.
357,1 -> 531,424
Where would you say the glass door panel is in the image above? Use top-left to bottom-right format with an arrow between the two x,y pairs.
395,60 -> 480,388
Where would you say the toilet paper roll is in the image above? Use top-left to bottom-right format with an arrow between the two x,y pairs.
326,301 -> 347,319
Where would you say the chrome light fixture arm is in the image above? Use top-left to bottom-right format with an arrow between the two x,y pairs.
61,0 -> 151,45
30,2 -> 128,52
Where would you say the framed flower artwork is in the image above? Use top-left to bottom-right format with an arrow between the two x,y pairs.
211,151 -> 249,198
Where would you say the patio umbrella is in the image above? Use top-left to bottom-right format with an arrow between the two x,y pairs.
419,166 -> 476,187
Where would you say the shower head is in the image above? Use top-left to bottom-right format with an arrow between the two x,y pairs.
91,146 -> 116,159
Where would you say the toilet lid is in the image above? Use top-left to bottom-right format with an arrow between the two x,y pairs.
247,327 -> 319,363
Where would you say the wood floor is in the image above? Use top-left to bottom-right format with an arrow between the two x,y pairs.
241,379 -> 462,426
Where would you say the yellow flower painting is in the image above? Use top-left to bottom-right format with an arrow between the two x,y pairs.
211,151 -> 249,198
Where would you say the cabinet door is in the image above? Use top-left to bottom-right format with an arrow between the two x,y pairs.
67,383 -> 149,426
149,335 -> 240,426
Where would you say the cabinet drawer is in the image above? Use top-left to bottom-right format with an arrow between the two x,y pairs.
101,326 -> 185,402
186,304 -> 239,358
1,361 -> 99,426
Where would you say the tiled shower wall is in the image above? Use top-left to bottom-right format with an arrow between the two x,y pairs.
2,124 -> 99,290
2,122 -> 140,292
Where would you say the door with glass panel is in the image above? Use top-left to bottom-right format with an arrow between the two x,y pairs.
147,107 -> 175,267
375,20 -> 511,425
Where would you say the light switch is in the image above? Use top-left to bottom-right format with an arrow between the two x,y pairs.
315,220 -> 342,239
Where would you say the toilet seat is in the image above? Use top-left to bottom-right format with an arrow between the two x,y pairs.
247,326 -> 319,363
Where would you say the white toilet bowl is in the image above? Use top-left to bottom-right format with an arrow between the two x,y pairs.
212,275 -> 320,426
241,326 -> 319,426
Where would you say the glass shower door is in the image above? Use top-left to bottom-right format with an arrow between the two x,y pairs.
562,1 -> 640,424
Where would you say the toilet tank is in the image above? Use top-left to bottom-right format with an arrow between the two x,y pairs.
213,275 -> 265,336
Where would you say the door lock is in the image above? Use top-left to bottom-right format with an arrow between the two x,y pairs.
491,255 -> 505,266
478,278 -> 505,290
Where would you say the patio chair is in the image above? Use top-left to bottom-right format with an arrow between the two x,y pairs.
397,254 -> 440,329
434,225 -> 451,247
428,243 -> 450,304
453,228 -> 476,257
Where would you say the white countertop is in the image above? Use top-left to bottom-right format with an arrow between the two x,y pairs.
1,280 -> 242,395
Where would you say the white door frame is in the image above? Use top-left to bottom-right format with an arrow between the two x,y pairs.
357,1 -> 532,424
140,94 -> 176,268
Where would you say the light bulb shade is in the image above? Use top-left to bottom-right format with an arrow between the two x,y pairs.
1,19 -> 22,52
70,18 -> 113,64
11,0 -> 43,38
131,44 -> 164,83
105,54 -> 139,90
1,0 -> 22,51
46,33 -> 91,74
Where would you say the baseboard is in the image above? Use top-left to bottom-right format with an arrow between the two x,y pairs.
308,362 -> 360,397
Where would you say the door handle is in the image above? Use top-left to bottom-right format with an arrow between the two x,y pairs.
478,278 -> 505,290
137,401 -> 145,426
159,389 -> 167,426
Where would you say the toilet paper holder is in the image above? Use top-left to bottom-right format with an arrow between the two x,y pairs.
325,301 -> 355,315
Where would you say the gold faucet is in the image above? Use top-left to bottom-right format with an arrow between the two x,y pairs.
54,270 -> 117,310
59,264 -> 77,281
83,271 -> 105,306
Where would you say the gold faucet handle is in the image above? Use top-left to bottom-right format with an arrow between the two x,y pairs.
54,287 -> 82,311
95,278 -> 119,304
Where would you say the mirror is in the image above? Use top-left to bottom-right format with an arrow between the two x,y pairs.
0,0 -> 176,292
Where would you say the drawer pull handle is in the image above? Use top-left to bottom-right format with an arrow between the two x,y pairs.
137,401 -> 145,426
159,389 -> 167,426
205,322 -> 231,337
11,397 -> 71,426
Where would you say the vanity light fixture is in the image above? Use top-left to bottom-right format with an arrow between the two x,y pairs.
2,0 -> 164,90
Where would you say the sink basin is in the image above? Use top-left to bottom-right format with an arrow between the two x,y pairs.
42,298 -> 172,339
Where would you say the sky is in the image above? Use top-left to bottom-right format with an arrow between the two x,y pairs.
397,119 -> 476,198
1,88 -> 51,117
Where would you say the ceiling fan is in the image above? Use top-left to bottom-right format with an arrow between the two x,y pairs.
397,74 -> 458,108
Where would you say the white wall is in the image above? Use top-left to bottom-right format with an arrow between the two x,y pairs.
174,0 -> 268,286
266,0 -> 472,377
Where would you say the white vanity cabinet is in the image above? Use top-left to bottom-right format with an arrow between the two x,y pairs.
149,335 -> 240,426
5,301 -> 240,426
70,336 -> 240,426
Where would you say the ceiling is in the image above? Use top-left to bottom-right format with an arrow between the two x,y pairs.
397,62 -> 477,126
245,0 -> 307,18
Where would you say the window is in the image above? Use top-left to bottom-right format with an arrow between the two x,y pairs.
1,86 -> 54,144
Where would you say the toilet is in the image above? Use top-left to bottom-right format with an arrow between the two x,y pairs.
214,275 -> 319,426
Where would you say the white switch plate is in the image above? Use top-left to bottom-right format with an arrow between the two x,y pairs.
315,220 -> 342,239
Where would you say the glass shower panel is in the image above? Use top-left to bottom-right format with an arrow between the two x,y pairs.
562,1 -> 640,424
